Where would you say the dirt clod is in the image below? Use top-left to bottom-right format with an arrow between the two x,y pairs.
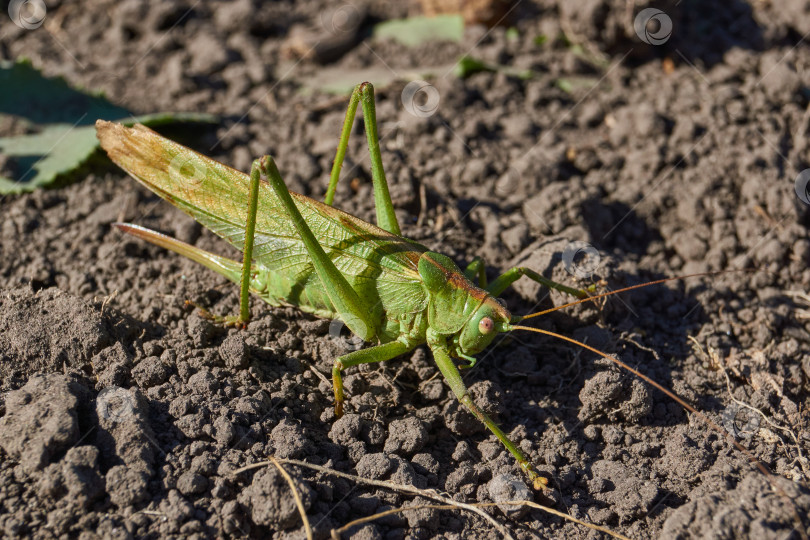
238,467 -> 313,530
0,374 -> 82,474
589,460 -> 660,521
356,452 -> 395,480
105,465 -> 150,508
0,289 -> 111,385
383,417 -> 428,456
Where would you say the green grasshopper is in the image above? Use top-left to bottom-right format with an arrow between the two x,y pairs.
93,83 -> 689,491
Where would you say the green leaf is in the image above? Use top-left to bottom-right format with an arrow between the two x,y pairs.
0,124 -> 98,194
0,60 -> 218,194
0,58 -> 129,125
454,56 -> 496,78
373,15 -> 464,47
454,55 -> 534,80
555,76 -> 599,94
533,34 -> 547,46
0,113 -> 218,195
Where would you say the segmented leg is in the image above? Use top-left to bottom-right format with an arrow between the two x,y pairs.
487,266 -> 593,298
324,82 -> 401,236
260,156 -> 379,341
426,329 -> 549,491
332,340 -> 413,416
193,159 -> 262,328
463,257 -> 487,287
235,158 -> 262,325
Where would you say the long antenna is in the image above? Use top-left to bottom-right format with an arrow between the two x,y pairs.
517,270 -> 760,322
510,324 -> 807,538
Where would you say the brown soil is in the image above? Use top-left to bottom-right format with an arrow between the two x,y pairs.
1,1 -> 810,538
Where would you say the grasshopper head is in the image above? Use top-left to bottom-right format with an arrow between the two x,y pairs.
456,297 -> 511,356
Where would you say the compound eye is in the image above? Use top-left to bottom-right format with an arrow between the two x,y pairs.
478,316 -> 494,335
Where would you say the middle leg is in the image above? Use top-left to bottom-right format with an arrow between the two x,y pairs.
487,266 -> 594,298
332,340 -> 413,416
426,329 -> 549,491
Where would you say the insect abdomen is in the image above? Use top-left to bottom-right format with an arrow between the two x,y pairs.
250,264 -> 338,319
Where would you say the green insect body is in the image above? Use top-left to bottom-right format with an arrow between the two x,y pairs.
96,82 -> 592,491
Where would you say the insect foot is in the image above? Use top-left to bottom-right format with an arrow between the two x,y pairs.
332,358 -> 346,418
521,463 -> 551,492
184,300 -> 248,329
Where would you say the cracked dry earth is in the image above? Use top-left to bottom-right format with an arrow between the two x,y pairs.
2,0 -> 810,538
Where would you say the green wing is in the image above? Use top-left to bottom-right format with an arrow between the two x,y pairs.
96,121 -> 428,319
